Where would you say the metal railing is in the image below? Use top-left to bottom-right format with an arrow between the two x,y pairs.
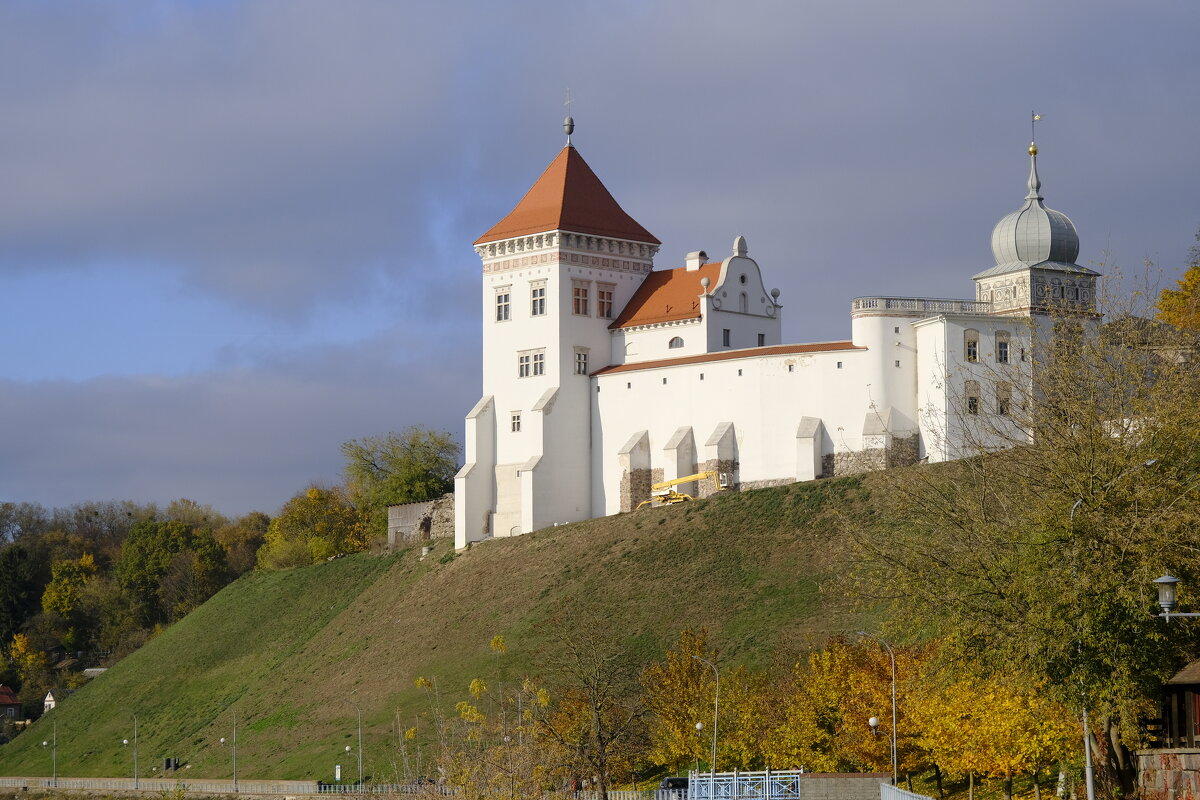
851,297 -> 993,315
880,783 -> 934,800
688,770 -> 804,800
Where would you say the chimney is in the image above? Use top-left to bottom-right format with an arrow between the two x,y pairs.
685,250 -> 708,271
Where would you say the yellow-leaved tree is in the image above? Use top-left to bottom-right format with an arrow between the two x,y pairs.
257,485 -> 368,568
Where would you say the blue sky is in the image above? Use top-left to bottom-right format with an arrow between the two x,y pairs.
2,0 -> 1197,515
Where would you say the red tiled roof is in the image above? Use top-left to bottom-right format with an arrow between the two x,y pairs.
609,263 -> 723,329
0,685 -> 19,705
591,341 -> 865,376
475,147 -> 659,246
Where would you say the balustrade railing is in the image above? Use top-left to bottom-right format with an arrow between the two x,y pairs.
851,297 -> 992,315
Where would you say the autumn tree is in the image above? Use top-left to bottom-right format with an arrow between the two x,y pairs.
640,628 -> 716,771
850,285 -> 1200,795
1156,228 -> 1200,328
257,485 -> 369,569
342,427 -> 461,536
532,608 -> 646,800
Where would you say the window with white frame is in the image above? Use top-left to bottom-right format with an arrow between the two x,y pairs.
996,331 -> 1011,364
574,348 -> 589,375
495,287 -> 511,322
668,336 -> 684,349
511,412 -> 521,432
572,281 -> 590,316
965,329 -> 980,363
517,352 -> 532,378
530,282 -> 547,316
597,284 -> 615,318
532,350 -> 545,376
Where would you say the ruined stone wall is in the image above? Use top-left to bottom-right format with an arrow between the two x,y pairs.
620,468 -> 660,512
388,493 -> 455,548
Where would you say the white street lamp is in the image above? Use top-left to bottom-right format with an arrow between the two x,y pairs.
41,721 -> 56,788
692,656 -> 719,800
219,709 -> 238,793
857,632 -> 897,785
123,715 -> 139,790
1154,574 -> 1200,620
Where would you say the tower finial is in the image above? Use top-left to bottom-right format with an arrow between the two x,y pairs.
1029,111 -> 1041,155
564,88 -> 575,146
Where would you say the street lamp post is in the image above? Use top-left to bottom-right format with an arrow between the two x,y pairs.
123,714 -> 139,790
220,708 -> 238,792
1153,574 -> 1200,621
41,721 -> 56,788
856,632 -> 897,785
692,656 -> 719,800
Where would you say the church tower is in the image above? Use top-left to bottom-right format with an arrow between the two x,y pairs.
455,120 -> 660,547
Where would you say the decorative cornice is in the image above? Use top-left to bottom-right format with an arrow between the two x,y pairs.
611,317 -> 702,335
477,230 -> 658,275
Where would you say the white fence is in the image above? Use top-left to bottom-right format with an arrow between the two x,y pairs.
688,770 -> 804,800
879,783 -> 934,800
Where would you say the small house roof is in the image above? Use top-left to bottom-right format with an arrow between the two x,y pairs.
0,685 -> 20,705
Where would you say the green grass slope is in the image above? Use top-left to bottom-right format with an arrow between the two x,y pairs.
0,475 -> 875,782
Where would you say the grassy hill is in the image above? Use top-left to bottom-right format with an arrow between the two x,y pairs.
0,475 -> 878,782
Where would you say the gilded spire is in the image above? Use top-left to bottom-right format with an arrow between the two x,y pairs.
1025,144 -> 1043,200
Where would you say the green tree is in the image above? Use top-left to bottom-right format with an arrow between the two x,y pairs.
41,553 -> 97,617
0,545 -> 43,645
257,485 -> 368,569
117,520 -> 227,624
341,427 -> 461,536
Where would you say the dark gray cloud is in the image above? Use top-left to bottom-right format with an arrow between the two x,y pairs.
0,0 -> 1196,514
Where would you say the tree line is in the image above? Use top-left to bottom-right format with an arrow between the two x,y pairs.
1,426 -> 459,724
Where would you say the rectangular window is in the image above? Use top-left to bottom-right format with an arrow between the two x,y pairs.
997,383 -> 1012,416
966,339 -> 978,362
967,396 -> 979,415
530,284 -> 546,316
997,340 -> 1010,364
597,284 -> 615,318
722,329 -> 731,347
517,353 -> 531,378
572,281 -> 590,316
757,333 -> 765,347
574,349 -> 589,375
495,288 -> 511,322
511,413 -> 521,432
532,350 -> 545,376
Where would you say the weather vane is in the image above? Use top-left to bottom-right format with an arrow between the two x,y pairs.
564,87 -> 575,146
1031,111 -> 1042,144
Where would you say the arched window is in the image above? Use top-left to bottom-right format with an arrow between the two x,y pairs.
964,329 -> 980,363
668,336 -> 684,349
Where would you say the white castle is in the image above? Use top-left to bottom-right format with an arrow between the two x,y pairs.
453,122 -> 1098,548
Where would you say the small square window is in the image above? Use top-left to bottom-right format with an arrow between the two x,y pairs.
895,360 -> 901,368
788,364 -> 794,373
967,397 -> 979,415
757,333 -> 765,347
699,373 -> 704,381
737,369 -> 743,376
894,326 -> 900,334
626,382 -> 631,389
836,361 -> 843,369
662,377 -> 667,384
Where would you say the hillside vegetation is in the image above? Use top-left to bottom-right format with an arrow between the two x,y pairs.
0,475 -> 873,781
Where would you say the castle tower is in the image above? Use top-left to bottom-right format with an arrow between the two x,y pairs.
973,143 -> 1099,315
455,123 -> 660,547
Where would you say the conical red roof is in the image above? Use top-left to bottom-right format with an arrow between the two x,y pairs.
475,146 -> 659,246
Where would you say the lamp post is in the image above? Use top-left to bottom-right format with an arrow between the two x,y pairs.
219,708 -> 238,792
1070,458 -> 1156,800
1153,574 -> 1200,621
41,721 -> 56,788
692,656 -> 719,800
123,714 -> 139,790
856,632 -> 897,785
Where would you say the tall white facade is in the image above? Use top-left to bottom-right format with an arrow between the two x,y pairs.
455,137 -> 1097,548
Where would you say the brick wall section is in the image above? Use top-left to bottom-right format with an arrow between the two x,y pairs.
797,774 -> 890,800
1138,748 -> 1200,800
